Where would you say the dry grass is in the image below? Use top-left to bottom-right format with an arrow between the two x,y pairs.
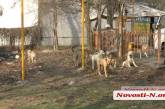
0,48 -> 164,109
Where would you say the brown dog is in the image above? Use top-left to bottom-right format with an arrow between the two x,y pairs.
128,42 -> 149,59
97,57 -> 116,78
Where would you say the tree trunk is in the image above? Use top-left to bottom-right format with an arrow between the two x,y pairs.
53,0 -> 58,51
85,1 -> 92,50
118,3 -> 124,58
38,0 -> 43,48
97,0 -> 102,50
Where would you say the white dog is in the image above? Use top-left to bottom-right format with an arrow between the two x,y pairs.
122,51 -> 138,68
27,50 -> 36,63
90,50 -> 105,70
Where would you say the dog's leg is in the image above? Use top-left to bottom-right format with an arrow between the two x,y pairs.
144,52 -> 148,58
114,60 -> 117,68
122,61 -> 126,68
27,58 -> 30,63
128,61 -> 131,67
77,55 -> 81,67
75,59 -> 77,67
75,60 -> 78,67
109,65 -> 113,69
33,57 -> 36,63
34,59 -> 36,63
31,57 -> 33,63
28,57 -> 31,64
104,64 -> 108,78
97,60 -> 102,76
140,51 -> 142,59
132,59 -> 138,67
73,54 -> 77,67
92,56 -> 95,70
97,63 -> 102,76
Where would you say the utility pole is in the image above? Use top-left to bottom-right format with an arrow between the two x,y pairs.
81,0 -> 85,69
21,0 -> 25,80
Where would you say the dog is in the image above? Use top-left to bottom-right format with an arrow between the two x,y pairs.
97,57 -> 116,78
128,42 -> 149,59
15,54 -> 20,59
27,49 -> 36,63
90,50 -> 105,70
71,46 -> 91,67
108,58 -> 117,68
72,46 -> 81,67
122,50 -> 138,68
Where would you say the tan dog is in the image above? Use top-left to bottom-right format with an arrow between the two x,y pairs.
128,42 -> 149,59
97,57 -> 116,78
27,50 -> 36,63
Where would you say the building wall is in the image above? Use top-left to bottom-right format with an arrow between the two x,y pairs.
39,0 -> 87,46
57,13 -> 87,46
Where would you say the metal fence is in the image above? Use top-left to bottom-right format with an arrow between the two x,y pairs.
0,35 -> 31,47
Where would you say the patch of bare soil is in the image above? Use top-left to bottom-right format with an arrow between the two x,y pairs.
0,48 -> 164,87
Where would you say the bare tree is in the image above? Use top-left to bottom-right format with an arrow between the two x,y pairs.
53,0 -> 58,50
106,0 -> 119,27
93,0 -> 102,50
85,0 -> 92,49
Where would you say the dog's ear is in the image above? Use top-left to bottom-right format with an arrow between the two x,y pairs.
106,58 -> 111,64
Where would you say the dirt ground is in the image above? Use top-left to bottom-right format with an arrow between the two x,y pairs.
0,48 -> 165,109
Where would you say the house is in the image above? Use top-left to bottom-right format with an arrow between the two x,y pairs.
90,3 -> 165,51
90,3 -> 165,32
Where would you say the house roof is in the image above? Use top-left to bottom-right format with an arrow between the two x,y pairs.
90,3 -> 165,21
126,3 -> 165,17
